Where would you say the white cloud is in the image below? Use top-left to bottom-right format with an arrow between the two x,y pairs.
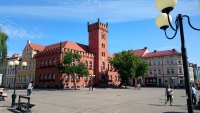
0,0 -> 199,23
0,18 -> 45,39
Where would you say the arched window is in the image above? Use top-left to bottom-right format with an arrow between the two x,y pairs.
45,59 -> 48,66
48,74 -> 51,80
89,61 -> 92,69
85,60 -> 88,68
40,74 -> 43,80
49,58 -> 51,65
53,58 -> 56,65
72,59 -> 74,66
52,73 -> 55,80
44,74 -> 46,80
115,75 -> 117,81
102,62 -> 105,70
41,60 -> 43,67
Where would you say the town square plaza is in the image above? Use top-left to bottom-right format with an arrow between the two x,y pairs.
0,87 -> 200,113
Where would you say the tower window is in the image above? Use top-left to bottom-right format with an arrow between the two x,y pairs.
101,33 -> 104,39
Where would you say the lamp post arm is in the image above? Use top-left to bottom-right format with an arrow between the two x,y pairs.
164,28 -> 178,40
167,14 -> 177,31
182,15 -> 200,31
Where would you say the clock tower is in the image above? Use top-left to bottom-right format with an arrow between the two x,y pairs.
88,18 -> 108,83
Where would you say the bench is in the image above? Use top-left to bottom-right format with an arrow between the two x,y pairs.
0,92 -> 7,101
15,95 -> 35,113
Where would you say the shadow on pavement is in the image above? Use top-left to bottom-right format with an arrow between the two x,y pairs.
7,107 -> 25,113
164,111 -> 200,113
148,104 -> 185,107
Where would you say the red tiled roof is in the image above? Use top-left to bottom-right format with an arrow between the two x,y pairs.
131,47 -> 148,57
43,41 -> 89,52
63,41 -> 89,52
29,43 -> 45,51
143,49 -> 181,58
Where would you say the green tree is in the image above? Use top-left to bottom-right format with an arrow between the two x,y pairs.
0,29 -> 8,65
109,50 -> 149,87
57,51 -> 89,90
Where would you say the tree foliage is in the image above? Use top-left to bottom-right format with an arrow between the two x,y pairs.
57,51 -> 89,90
109,50 -> 149,86
0,29 -> 8,65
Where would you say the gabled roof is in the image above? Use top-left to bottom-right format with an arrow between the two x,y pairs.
143,49 -> 181,58
29,43 -> 45,51
43,41 -> 89,52
131,47 -> 148,57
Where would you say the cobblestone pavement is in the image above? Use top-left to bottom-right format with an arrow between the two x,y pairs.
0,87 -> 200,113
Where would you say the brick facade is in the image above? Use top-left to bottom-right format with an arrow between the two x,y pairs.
33,19 -> 119,88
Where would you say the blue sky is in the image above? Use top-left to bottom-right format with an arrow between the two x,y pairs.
0,0 -> 200,65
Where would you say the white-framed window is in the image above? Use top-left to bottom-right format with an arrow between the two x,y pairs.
158,69 -> 161,74
29,62 -> 31,69
167,69 -> 170,74
149,61 -> 151,65
33,62 -> 35,69
171,69 -> 174,74
158,61 -> 160,65
24,75 -> 27,83
153,61 -> 156,65
149,70 -> 152,75
179,68 -> 182,74
170,59 -> 173,64
18,75 -> 20,83
166,60 -> 169,64
177,58 -> 181,64
154,70 -> 157,75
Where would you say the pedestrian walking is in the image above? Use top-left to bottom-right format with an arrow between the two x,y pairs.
165,85 -> 173,106
27,81 -> 33,96
138,83 -> 141,90
191,84 -> 197,107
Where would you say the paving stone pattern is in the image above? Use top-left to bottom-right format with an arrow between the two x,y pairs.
0,87 -> 200,113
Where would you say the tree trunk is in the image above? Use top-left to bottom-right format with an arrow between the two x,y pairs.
74,74 -> 77,90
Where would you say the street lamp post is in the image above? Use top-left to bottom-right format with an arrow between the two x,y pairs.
89,74 -> 95,90
8,60 -> 27,107
155,0 -> 200,112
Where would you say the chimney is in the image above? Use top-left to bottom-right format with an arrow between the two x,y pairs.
172,49 -> 175,52
154,50 -> 157,52
144,47 -> 147,49
27,40 -> 30,44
